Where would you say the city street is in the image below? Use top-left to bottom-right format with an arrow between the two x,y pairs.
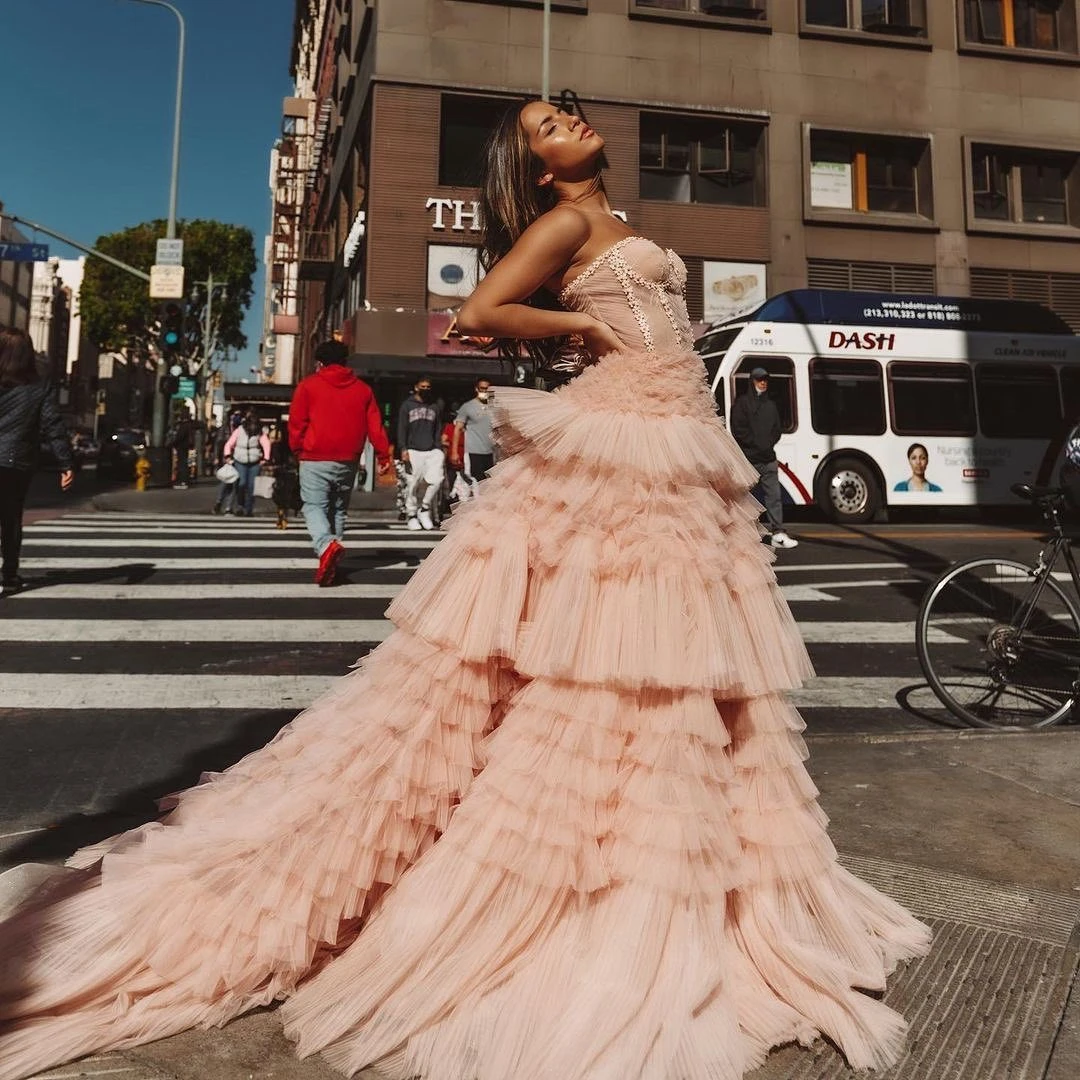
1,500 -> 1079,1080
0,504 -> 1070,862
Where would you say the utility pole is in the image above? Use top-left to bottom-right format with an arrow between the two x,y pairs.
542,0 -> 551,102
121,0 -> 186,463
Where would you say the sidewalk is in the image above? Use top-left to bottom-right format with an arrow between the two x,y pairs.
40,729 -> 1077,1080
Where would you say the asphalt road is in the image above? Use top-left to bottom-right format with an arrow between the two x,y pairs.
0,506 -> 1071,869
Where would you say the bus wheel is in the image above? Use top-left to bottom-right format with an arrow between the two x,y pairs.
818,457 -> 881,525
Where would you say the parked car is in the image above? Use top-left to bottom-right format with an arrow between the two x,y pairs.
99,428 -> 147,480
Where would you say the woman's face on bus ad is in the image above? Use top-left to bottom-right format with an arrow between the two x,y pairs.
908,445 -> 929,478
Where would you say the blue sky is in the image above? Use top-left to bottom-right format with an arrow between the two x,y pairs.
3,0 -> 296,379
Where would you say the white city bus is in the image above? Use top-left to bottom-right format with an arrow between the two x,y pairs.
696,289 -> 1080,523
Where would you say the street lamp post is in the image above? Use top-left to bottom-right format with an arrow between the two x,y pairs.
118,0 -> 186,469
542,0 -> 551,101
122,0 -> 185,241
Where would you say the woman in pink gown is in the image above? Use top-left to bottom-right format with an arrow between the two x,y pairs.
0,100 -> 930,1080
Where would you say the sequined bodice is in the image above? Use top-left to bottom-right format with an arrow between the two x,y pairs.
559,236 -> 695,353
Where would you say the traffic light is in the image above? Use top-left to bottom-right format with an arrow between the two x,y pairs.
160,373 -> 180,397
158,301 -> 185,358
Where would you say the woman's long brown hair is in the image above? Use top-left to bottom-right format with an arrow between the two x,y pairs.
477,102 -> 576,369
0,327 -> 40,389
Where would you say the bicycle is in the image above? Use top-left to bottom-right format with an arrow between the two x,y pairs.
916,482 -> 1080,728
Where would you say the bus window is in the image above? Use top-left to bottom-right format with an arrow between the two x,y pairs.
976,364 -> 1061,438
809,358 -> 886,436
713,379 -> 726,420
1061,367 -> 1080,424
732,357 -> 797,433
695,327 -> 740,384
888,361 -> 976,437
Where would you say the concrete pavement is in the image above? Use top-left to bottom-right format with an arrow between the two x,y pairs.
7,493 -> 1079,1078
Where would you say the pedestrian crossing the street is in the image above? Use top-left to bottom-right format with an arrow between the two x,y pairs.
0,511 -> 952,860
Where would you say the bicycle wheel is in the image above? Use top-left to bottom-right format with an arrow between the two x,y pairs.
916,557 -> 1080,728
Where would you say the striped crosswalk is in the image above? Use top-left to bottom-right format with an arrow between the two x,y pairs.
0,510 -> 950,859
0,512 -> 947,713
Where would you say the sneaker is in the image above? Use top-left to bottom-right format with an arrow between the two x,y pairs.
224,510 -> 234,516
770,531 -> 799,549
211,504 -> 222,515
417,508 -> 435,531
406,516 -> 423,531
315,539 -> 345,587
1,576 -> 26,597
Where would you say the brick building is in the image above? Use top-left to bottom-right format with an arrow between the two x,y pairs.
267,0 -> 1080,404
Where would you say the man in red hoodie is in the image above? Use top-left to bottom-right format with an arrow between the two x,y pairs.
288,340 -> 391,586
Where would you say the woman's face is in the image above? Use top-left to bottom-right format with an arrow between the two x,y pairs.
519,101 -> 604,181
908,447 -> 928,477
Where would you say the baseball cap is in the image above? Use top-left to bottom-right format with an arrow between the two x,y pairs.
750,366 -> 769,379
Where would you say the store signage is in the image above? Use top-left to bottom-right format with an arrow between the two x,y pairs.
425,198 -> 628,233
426,198 -> 482,232
343,210 -> 366,266
427,312 -> 496,357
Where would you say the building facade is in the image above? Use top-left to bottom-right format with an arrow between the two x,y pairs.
269,0 -> 1080,404
0,205 -> 35,332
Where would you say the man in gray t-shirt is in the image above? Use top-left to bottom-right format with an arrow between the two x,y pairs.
452,379 -> 495,497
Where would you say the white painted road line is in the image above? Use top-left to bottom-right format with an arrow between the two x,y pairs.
5,582 -> 405,601
774,561 -> 935,573
18,558 -> 422,571
0,618 -> 930,646
0,674 -> 928,711
23,537 -> 438,550
0,619 -> 392,643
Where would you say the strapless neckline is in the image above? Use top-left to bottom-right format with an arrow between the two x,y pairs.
558,235 -> 650,304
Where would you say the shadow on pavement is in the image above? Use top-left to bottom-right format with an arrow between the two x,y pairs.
0,709 -> 295,868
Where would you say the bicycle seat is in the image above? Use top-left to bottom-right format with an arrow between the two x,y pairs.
1012,483 -> 1067,502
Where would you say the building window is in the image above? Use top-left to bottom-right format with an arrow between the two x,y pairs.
962,0 -> 1078,53
976,364 -> 1061,437
970,144 -> 1080,228
888,361 -> 977,436
640,113 -> 767,206
809,358 -> 887,436
808,258 -> 937,294
808,129 -> 933,220
439,94 -> 511,188
970,266 -> 1080,331
633,0 -> 767,19
805,0 -> 927,35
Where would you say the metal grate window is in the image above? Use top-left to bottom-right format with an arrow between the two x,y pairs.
807,258 -> 936,294
970,267 -> 1080,332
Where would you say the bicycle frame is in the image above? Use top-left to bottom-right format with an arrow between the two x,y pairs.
1011,531 -> 1080,672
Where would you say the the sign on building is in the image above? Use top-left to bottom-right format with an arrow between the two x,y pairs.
427,244 -> 484,309
703,261 -> 767,323
149,264 -> 186,299
810,161 -> 853,209
427,313 -> 496,357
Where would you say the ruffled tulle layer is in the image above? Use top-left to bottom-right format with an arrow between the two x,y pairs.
0,347 -> 930,1080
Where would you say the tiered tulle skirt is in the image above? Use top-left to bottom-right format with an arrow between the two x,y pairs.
0,346 -> 930,1080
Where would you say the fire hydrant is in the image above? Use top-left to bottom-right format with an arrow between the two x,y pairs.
134,454 -> 151,491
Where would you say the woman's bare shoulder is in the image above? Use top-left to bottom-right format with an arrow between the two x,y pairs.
520,205 -> 592,257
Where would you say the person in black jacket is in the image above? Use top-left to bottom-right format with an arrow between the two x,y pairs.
729,366 -> 798,549
0,326 -> 73,594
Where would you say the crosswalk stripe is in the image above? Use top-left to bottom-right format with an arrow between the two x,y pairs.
4,583 -> 406,601
0,619 -> 932,646
18,558 -> 422,571
0,619 -> 391,643
0,673 -> 931,712
23,537 -> 438,550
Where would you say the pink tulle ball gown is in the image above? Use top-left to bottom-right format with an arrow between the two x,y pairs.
0,236 -> 931,1080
